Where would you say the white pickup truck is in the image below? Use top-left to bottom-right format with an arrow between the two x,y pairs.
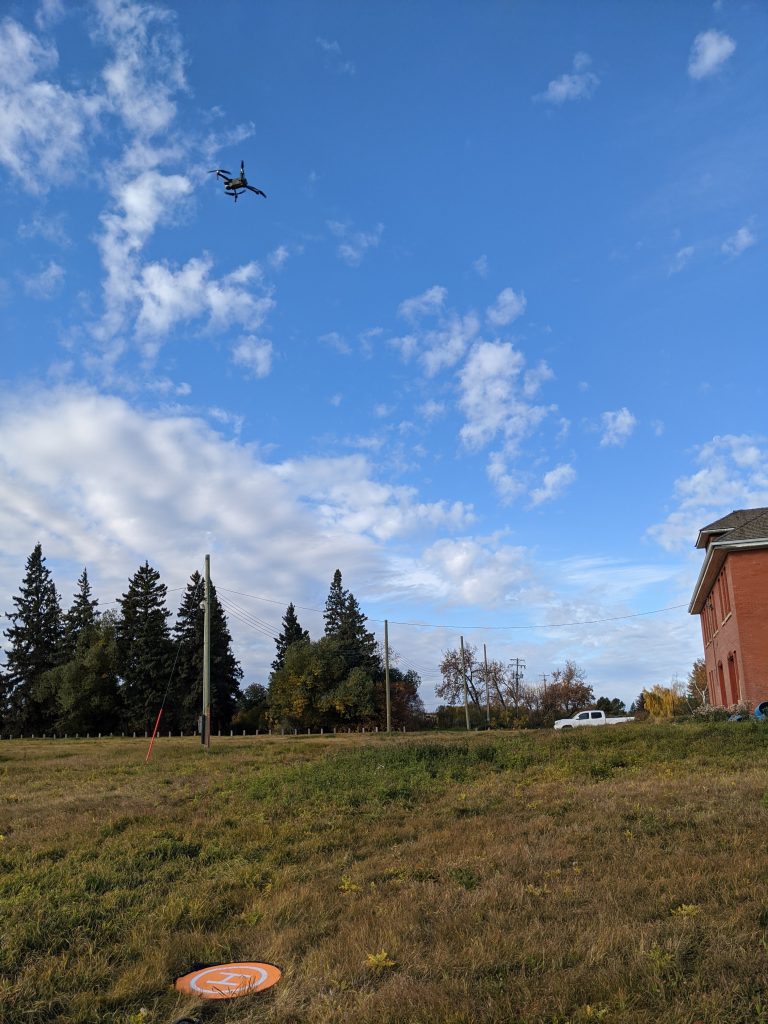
554,709 -> 635,730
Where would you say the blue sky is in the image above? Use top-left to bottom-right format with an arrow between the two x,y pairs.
1,0 -> 766,708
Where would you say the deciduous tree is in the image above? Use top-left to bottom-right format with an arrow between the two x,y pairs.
436,644 -> 484,710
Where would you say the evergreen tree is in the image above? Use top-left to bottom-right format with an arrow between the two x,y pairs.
3,543 -> 63,732
172,571 -> 242,733
39,611 -> 120,735
272,602 -> 310,671
61,567 -> 99,661
323,570 -> 380,677
323,569 -> 348,636
116,562 -> 173,733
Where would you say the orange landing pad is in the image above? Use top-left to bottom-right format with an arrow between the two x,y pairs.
174,962 -> 281,999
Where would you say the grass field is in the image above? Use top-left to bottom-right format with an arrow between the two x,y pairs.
1,724 -> 768,1024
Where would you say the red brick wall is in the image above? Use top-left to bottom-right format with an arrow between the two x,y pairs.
701,550 -> 768,707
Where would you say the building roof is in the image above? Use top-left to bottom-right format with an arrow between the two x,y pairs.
696,507 -> 768,549
690,508 -> 768,614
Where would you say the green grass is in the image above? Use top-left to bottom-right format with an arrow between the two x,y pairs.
1,724 -> 767,1023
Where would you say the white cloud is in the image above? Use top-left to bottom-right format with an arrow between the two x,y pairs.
687,29 -> 736,79
459,341 -> 553,452
523,360 -> 554,397
535,52 -> 600,104
398,285 -> 447,322
94,0 -> 186,138
669,245 -> 695,275
486,286 -> 527,327
231,335 -> 273,379
327,220 -> 383,265
600,408 -> 637,447
722,223 -> 756,257
423,312 -> 480,377
0,18 -> 102,188
473,255 -> 489,277
649,434 -> 768,551
0,386 -> 473,619
529,463 -> 576,506
135,256 -> 274,351
35,0 -> 65,29
486,451 -> 525,504
23,260 -> 65,299
393,534 -> 531,607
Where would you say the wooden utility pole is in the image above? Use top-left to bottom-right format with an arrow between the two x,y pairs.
384,619 -> 391,733
483,643 -> 491,728
202,554 -> 211,750
460,635 -> 470,730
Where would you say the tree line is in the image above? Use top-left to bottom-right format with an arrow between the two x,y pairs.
0,544 -> 242,736
0,549 -> 425,736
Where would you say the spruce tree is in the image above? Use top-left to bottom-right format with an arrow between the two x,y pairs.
323,569 -> 349,636
172,572 -> 243,733
3,543 -> 63,732
116,562 -> 173,733
272,602 -> 310,671
61,567 -> 99,661
42,611 -> 121,735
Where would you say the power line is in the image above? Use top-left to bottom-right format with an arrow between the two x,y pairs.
216,586 -> 688,631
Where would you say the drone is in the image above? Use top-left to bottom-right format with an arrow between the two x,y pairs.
208,160 -> 266,203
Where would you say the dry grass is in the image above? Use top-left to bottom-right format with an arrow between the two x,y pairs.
1,725 -> 768,1023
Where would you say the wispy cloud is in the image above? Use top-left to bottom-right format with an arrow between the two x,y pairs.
319,331 -> 352,355
316,37 -> 355,76
669,245 -> 695,275
399,285 -> 447,322
419,399 -> 445,422
600,407 -> 637,447
687,29 -> 736,79
17,212 -> 72,247
722,223 -> 756,258
535,52 -> 599,104
23,260 -> 65,299
473,254 -> 489,278
327,220 -> 383,266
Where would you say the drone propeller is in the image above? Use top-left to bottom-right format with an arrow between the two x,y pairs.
209,168 -> 232,178
240,160 -> 245,175
246,185 -> 266,198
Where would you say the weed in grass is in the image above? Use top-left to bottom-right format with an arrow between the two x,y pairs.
670,903 -> 701,917
448,866 -> 480,891
339,875 -> 362,894
365,950 -> 397,971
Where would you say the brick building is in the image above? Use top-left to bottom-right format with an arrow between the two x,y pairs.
689,508 -> 768,708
